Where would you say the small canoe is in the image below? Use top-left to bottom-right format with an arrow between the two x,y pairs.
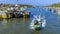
33,25 -> 40,28
29,15 -> 46,30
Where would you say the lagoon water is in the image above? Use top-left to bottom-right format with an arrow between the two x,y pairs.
0,8 -> 60,34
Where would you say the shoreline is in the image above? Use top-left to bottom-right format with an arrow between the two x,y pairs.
43,7 -> 60,15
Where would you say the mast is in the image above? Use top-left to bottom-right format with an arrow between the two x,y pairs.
15,0 -> 19,6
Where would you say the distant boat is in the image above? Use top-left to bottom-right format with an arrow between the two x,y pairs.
29,15 -> 46,30
51,9 -> 57,14
49,8 -> 56,14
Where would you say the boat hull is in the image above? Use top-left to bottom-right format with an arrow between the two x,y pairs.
30,25 -> 42,30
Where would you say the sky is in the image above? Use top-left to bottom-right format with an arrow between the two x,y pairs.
0,0 -> 60,6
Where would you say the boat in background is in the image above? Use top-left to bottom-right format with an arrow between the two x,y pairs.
0,11 -> 12,19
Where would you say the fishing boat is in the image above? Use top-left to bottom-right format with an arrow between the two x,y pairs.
23,11 -> 30,18
29,15 -> 46,30
0,11 -> 12,19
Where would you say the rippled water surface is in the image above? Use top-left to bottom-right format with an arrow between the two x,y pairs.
0,8 -> 60,34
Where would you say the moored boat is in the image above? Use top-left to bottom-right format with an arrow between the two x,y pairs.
0,11 -> 12,19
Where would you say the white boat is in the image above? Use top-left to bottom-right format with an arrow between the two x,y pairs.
29,15 -> 46,30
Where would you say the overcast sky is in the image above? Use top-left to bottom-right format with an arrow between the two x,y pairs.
0,0 -> 60,6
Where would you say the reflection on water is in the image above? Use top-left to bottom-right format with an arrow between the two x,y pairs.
1,19 -> 8,28
31,30 -> 40,34
0,18 -> 31,34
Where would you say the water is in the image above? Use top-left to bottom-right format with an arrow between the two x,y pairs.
0,8 -> 60,34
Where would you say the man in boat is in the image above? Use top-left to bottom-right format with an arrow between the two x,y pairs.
30,15 -> 46,30
34,19 -> 42,30
30,15 -> 42,30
